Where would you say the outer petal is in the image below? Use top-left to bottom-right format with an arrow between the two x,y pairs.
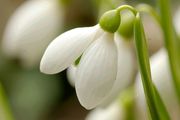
100,34 -> 135,106
135,48 -> 180,120
67,65 -> 77,87
2,0 -> 63,67
40,25 -> 101,74
76,32 -> 118,109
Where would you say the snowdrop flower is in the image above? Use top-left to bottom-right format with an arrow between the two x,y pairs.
174,7 -> 180,35
86,101 -> 124,120
40,9 -> 135,109
2,0 -> 63,67
135,48 -> 180,120
142,14 -> 163,54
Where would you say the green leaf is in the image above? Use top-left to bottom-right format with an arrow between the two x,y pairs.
157,0 -> 180,103
134,13 -> 170,120
153,85 -> 170,120
0,83 -> 14,120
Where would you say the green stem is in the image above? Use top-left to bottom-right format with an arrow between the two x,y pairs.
153,85 -> 170,120
134,13 -> 170,120
0,83 -> 14,120
157,0 -> 180,103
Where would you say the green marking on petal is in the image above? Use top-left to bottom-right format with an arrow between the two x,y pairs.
74,55 -> 82,66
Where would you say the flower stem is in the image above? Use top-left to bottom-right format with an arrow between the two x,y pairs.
116,5 -> 137,16
0,83 -> 14,120
134,13 -> 170,120
157,0 -> 180,103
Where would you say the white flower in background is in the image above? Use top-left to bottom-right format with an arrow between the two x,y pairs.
40,24 -> 135,109
142,14 -> 163,54
135,48 -> 180,120
2,0 -> 63,67
174,7 -> 180,34
86,101 -> 124,120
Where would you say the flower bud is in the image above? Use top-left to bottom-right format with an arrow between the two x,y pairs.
99,10 -> 120,33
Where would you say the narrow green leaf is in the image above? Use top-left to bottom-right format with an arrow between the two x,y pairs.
0,83 -> 14,120
153,85 -> 170,120
157,0 -> 180,103
134,13 -> 170,120
134,13 -> 159,120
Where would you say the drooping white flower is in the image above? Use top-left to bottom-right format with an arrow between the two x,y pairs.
2,0 -> 63,67
135,48 -> 180,120
85,101 -> 124,120
40,24 -> 135,109
174,7 -> 180,35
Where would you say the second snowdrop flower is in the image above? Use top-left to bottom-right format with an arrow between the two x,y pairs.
40,9 -> 135,109
2,0 -> 63,67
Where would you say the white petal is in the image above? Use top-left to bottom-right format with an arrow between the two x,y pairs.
2,0 -> 63,67
174,7 -> 180,35
86,102 -> 123,120
40,25 -> 101,74
67,65 -> 77,87
100,34 -> 135,106
76,32 -> 118,109
135,48 -> 180,120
